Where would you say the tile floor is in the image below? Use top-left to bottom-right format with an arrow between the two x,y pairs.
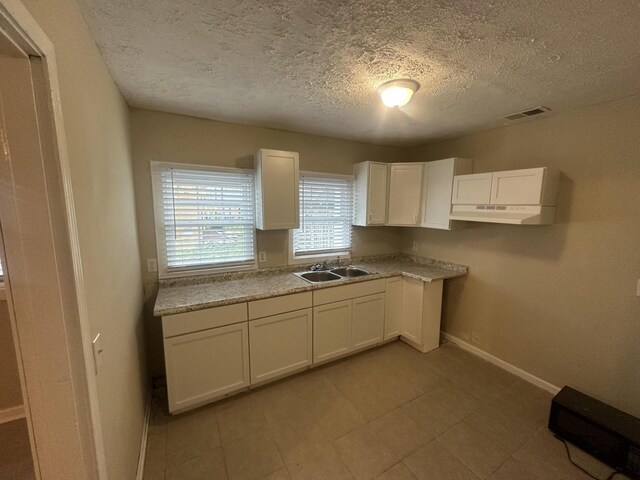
143,341 -> 625,480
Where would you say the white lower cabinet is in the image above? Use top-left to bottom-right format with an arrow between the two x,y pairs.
164,322 -> 250,413
162,277 -> 446,414
384,277 -> 403,339
249,308 -> 312,385
400,277 -> 443,353
313,300 -> 352,364
313,292 -> 386,365
352,293 -> 385,350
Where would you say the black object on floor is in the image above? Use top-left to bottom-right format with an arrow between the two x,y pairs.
549,385 -> 640,479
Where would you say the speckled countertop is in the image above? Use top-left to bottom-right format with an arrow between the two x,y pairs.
154,254 -> 467,317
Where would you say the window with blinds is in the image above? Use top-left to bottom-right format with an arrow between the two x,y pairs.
151,163 -> 256,276
292,173 -> 354,257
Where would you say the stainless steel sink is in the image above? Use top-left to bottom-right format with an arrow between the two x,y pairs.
294,271 -> 342,283
331,267 -> 372,278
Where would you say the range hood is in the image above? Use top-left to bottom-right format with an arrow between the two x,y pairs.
449,167 -> 560,226
449,205 -> 556,225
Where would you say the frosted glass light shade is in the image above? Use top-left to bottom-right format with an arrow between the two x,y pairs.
378,79 -> 420,108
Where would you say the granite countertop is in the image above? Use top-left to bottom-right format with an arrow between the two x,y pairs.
154,254 -> 468,317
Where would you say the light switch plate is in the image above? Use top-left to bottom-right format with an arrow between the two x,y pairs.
92,333 -> 103,374
146,259 -> 158,272
259,251 -> 267,263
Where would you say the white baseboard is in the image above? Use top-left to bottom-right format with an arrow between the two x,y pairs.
441,332 -> 560,395
0,405 -> 26,424
135,388 -> 152,480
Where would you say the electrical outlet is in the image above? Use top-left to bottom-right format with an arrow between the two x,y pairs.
471,332 -> 481,345
412,241 -> 419,252
146,258 -> 158,273
259,251 -> 267,263
92,333 -> 103,374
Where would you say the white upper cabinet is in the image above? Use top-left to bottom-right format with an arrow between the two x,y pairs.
353,161 -> 388,226
452,172 -> 493,205
453,167 -> 559,206
254,149 -> 299,230
490,167 -> 559,205
421,158 -> 473,230
387,163 -> 424,226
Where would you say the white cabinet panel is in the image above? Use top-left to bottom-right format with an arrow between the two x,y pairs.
354,162 -> 388,226
313,300 -> 352,364
387,163 -> 423,226
352,293 -> 385,350
164,323 -> 249,413
401,277 -> 423,344
384,277 -> 403,340
249,309 -> 312,384
255,148 -> 299,230
421,158 -> 473,230
400,278 -> 443,353
452,172 -> 492,205
490,168 -> 544,205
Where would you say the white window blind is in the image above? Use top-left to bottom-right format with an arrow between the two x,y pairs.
151,163 -> 256,275
293,173 -> 354,256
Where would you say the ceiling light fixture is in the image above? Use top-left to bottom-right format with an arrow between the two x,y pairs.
377,79 -> 420,108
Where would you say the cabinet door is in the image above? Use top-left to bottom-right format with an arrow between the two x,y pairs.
313,300 -> 352,364
249,309 -> 312,384
352,293 -> 385,350
368,163 -> 388,225
490,168 -> 544,205
422,159 -> 456,229
384,277 -> 403,339
387,163 -> 423,225
164,323 -> 250,413
452,173 -> 492,205
401,277 -> 423,344
255,149 -> 299,230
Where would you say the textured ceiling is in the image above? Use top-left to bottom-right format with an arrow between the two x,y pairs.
78,0 -> 640,145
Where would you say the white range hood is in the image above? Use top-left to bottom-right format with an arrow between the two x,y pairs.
449,167 -> 560,225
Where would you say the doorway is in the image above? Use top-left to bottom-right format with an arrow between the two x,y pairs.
0,2 -> 106,478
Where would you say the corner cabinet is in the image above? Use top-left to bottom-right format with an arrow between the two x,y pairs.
387,163 -> 424,226
420,158 -> 473,230
254,148 -> 299,230
353,161 -> 389,226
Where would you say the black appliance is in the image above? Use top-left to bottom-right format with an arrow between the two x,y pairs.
549,386 -> 640,479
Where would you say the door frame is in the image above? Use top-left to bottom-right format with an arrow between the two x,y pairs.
0,1 -> 106,478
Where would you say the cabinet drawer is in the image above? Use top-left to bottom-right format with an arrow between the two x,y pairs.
248,292 -> 312,320
162,303 -> 248,338
313,278 -> 385,306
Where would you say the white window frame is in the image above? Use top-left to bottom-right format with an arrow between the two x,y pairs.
151,161 -> 258,278
288,171 -> 354,266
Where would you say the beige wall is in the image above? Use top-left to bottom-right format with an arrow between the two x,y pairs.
20,1 -> 147,478
402,95 -> 640,416
130,108 -> 404,374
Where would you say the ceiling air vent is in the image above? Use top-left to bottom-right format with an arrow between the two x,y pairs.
503,106 -> 551,121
